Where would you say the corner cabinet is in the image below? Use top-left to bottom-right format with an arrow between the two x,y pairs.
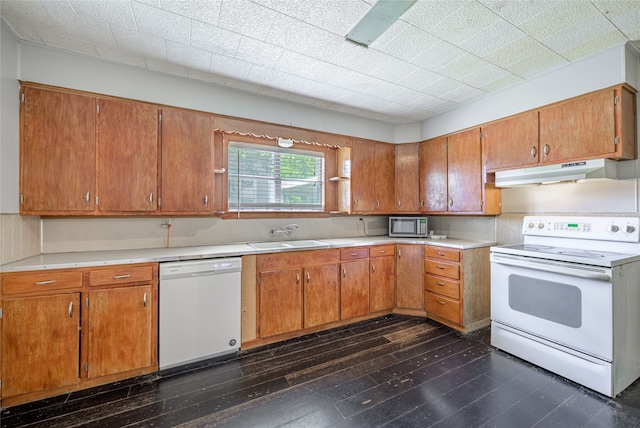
423,246 -> 491,332
420,129 -> 500,215
0,263 -> 158,408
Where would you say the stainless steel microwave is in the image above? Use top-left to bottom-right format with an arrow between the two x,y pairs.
389,216 -> 428,238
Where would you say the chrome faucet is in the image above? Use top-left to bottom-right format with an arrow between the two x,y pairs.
270,223 -> 298,237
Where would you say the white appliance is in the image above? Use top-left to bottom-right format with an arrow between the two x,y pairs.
494,158 -> 617,187
159,258 -> 242,370
389,216 -> 428,238
491,216 -> 640,397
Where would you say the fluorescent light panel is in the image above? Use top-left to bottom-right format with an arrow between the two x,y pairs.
345,0 -> 418,47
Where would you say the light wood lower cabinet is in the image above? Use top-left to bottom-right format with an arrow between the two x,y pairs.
0,263 -> 158,407
259,268 -> 304,338
340,248 -> 370,320
395,244 -> 424,310
304,264 -> 340,328
369,245 -> 395,312
424,245 -> 490,332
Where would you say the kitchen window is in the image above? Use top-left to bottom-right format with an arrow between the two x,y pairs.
228,141 -> 325,212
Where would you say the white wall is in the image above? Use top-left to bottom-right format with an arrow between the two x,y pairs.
1,25 -> 20,214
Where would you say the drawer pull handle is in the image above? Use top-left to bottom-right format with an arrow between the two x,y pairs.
437,282 -> 445,286
112,274 -> 132,279
379,250 -> 385,254
437,252 -> 445,256
437,265 -> 446,269
437,301 -> 446,305
351,253 -> 358,256
68,301 -> 74,317
34,280 -> 56,285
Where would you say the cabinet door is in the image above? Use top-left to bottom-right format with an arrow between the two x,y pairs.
160,108 -> 214,214
395,143 -> 420,212
419,136 -> 448,212
447,128 -> 482,212
259,268 -> 303,337
86,286 -> 153,378
350,139 -> 376,212
21,86 -> 96,214
374,142 -> 396,213
539,89 -> 616,163
370,256 -> 395,312
303,264 -> 340,328
396,245 -> 423,309
340,259 -> 370,319
2,294 -> 80,398
483,111 -> 539,172
97,99 -> 158,213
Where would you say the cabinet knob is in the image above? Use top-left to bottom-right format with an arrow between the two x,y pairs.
398,250 -> 402,258
343,268 -> 347,278
448,198 -> 454,207
371,263 -> 375,273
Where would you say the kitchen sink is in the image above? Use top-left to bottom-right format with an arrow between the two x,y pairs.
249,240 -> 331,250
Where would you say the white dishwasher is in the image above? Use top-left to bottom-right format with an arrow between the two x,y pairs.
159,257 -> 242,370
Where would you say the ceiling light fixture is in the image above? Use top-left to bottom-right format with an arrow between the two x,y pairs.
345,0 -> 418,47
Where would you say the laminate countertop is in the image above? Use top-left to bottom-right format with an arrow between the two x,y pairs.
0,236 -> 496,272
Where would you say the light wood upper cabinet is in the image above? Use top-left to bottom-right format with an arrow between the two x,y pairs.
447,128 -> 483,213
159,108 -> 214,214
20,86 -> 96,214
483,111 -> 539,172
97,98 -> 159,213
395,143 -> 420,212
350,139 -> 395,213
539,85 -> 636,163
419,136 -> 448,212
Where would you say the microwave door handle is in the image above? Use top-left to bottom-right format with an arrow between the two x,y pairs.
492,255 -> 612,281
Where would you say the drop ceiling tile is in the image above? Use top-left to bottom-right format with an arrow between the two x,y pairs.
111,25 -> 166,58
484,36 -> 546,70
224,77 -> 265,94
363,80 -> 405,100
593,1 -> 640,38
461,63 -> 510,88
375,25 -> 441,62
560,30 -> 628,61
319,37 -> 388,74
412,40 -> 467,71
188,67 -> 229,86
251,0 -> 315,21
96,45 -> 148,68
235,37 -> 284,69
131,1 -> 190,44
459,19 -> 526,58
191,20 -> 241,56
246,65 -> 289,88
401,0 -> 467,31
43,7 -> 118,48
405,93 -> 444,110
160,0 -> 222,26
69,0 -> 137,31
303,0 -> 372,36
427,99 -> 460,114
440,84 -> 486,104
0,1 -> 53,43
217,0 -> 278,40
370,57 -> 422,83
265,13 -> 335,59
519,1 -> 603,40
397,68 -> 442,91
542,14 -> 616,54
479,73 -> 523,92
428,1 -> 502,46
208,52 -> 253,80
387,88 -> 430,106
423,76 -> 463,96
37,29 -> 101,57
436,53 -> 491,81
479,0 -> 561,25
506,47 -> 568,78
166,40 -> 212,71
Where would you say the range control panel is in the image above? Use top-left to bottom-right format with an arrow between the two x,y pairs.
522,216 -> 640,242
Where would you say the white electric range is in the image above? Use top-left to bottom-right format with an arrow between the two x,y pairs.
490,216 -> 640,397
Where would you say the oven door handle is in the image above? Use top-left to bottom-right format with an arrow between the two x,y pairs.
492,255 -> 612,281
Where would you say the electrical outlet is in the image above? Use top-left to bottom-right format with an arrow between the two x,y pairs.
161,218 -> 171,227
359,217 -> 364,222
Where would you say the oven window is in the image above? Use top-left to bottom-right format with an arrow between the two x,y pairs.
508,275 -> 582,328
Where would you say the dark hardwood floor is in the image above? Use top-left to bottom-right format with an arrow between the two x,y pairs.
4,314 -> 640,427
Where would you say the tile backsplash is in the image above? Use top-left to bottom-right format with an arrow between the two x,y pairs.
0,214 -> 40,265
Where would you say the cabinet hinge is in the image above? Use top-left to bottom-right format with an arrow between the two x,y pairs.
86,297 -> 89,308
158,197 -> 162,207
0,308 -> 3,318
614,95 -> 619,105
85,362 -> 89,373
0,379 -> 2,389
479,130 -> 483,139
96,195 -> 99,205
20,194 -> 24,204
615,136 -> 619,145
257,277 -> 261,286
159,113 -> 162,123
21,93 -> 25,103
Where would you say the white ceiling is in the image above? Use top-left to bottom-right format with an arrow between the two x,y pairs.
1,0 -> 639,124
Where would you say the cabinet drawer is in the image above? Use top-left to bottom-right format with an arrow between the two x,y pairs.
425,246 -> 460,262
369,245 -> 395,258
425,259 -> 460,280
425,292 -> 460,324
341,248 -> 369,260
2,270 -> 83,295
88,265 -> 153,287
425,275 -> 460,299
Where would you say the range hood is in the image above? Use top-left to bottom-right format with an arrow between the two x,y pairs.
494,159 -> 618,187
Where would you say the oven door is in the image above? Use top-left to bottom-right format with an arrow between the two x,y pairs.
491,253 -> 613,361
